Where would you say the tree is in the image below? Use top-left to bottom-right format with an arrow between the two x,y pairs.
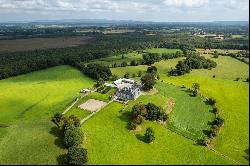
83,64 -> 112,81
138,71 -> 142,77
64,125 -> 84,148
146,66 -> 158,76
110,74 -> 118,81
130,60 -> 138,66
52,113 -> 64,127
67,147 -> 88,165
124,73 -> 130,79
144,127 -> 155,143
213,51 -> 219,58
142,53 -> 161,65
95,78 -> 105,87
192,83 -> 200,96
207,97 -> 216,106
141,73 -> 156,91
60,115 -> 81,132
121,61 -> 128,67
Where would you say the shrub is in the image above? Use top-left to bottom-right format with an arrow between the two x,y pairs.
207,97 -> 216,106
192,83 -> 200,96
138,71 -> 142,77
67,147 -> 88,165
213,116 -> 224,127
64,125 -> 84,148
144,127 -> 155,143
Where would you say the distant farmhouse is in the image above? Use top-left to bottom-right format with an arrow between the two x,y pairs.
107,78 -> 141,100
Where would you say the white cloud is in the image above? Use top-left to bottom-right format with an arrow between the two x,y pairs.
0,0 -> 248,21
163,0 -> 209,8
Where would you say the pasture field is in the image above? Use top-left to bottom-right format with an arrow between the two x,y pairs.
82,102 -> 230,164
87,52 -> 142,66
146,48 -> 181,54
108,48 -> 249,164
0,36 -> 92,53
0,65 -> 94,164
231,35 -> 249,39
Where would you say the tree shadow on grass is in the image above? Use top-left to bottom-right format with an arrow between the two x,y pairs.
243,149 -> 249,161
57,154 -> 68,165
181,89 -> 196,97
49,126 -> 66,149
118,111 -> 132,130
135,134 -> 146,143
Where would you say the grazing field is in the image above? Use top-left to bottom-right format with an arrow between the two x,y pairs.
0,36 -> 92,53
231,35 -> 249,39
0,65 -> 94,164
107,50 -> 249,164
87,52 -> 143,66
82,102 -> 230,164
146,48 -> 182,54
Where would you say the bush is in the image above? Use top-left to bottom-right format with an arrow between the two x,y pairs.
213,116 -> 224,127
67,147 -> 88,165
207,97 -> 216,106
144,127 -> 155,143
64,125 -> 84,148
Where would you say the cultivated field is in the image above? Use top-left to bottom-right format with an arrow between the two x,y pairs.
0,36 -> 92,53
0,66 -> 94,164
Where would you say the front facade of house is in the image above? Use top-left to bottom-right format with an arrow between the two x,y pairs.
116,85 -> 141,100
111,78 -> 141,100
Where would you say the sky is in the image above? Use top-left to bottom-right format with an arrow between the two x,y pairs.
0,0 -> 249,22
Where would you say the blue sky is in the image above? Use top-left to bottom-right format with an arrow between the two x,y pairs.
0,0 -> 249,22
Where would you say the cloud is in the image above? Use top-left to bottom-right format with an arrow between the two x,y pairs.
163,0 -> 209,8
0,0 -> 248,22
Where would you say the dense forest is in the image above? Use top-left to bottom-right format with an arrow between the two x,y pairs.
0,23 -> 249,80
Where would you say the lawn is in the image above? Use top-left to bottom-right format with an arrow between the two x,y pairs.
0,65 -> 94,164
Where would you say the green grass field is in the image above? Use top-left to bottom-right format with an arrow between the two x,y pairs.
0,66 -> 94,164
82,102 -> 230,164
0,48 -> 248,164
146,48 -> 181,54
109,49 -> 249,164
87,52 -> 142,66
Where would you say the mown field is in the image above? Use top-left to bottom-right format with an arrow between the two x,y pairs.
0,48 -> 248,164
0,36 -> 92,53
110,48 -> 249,164
0,66 -> 94,164
82,101 -> 230,164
